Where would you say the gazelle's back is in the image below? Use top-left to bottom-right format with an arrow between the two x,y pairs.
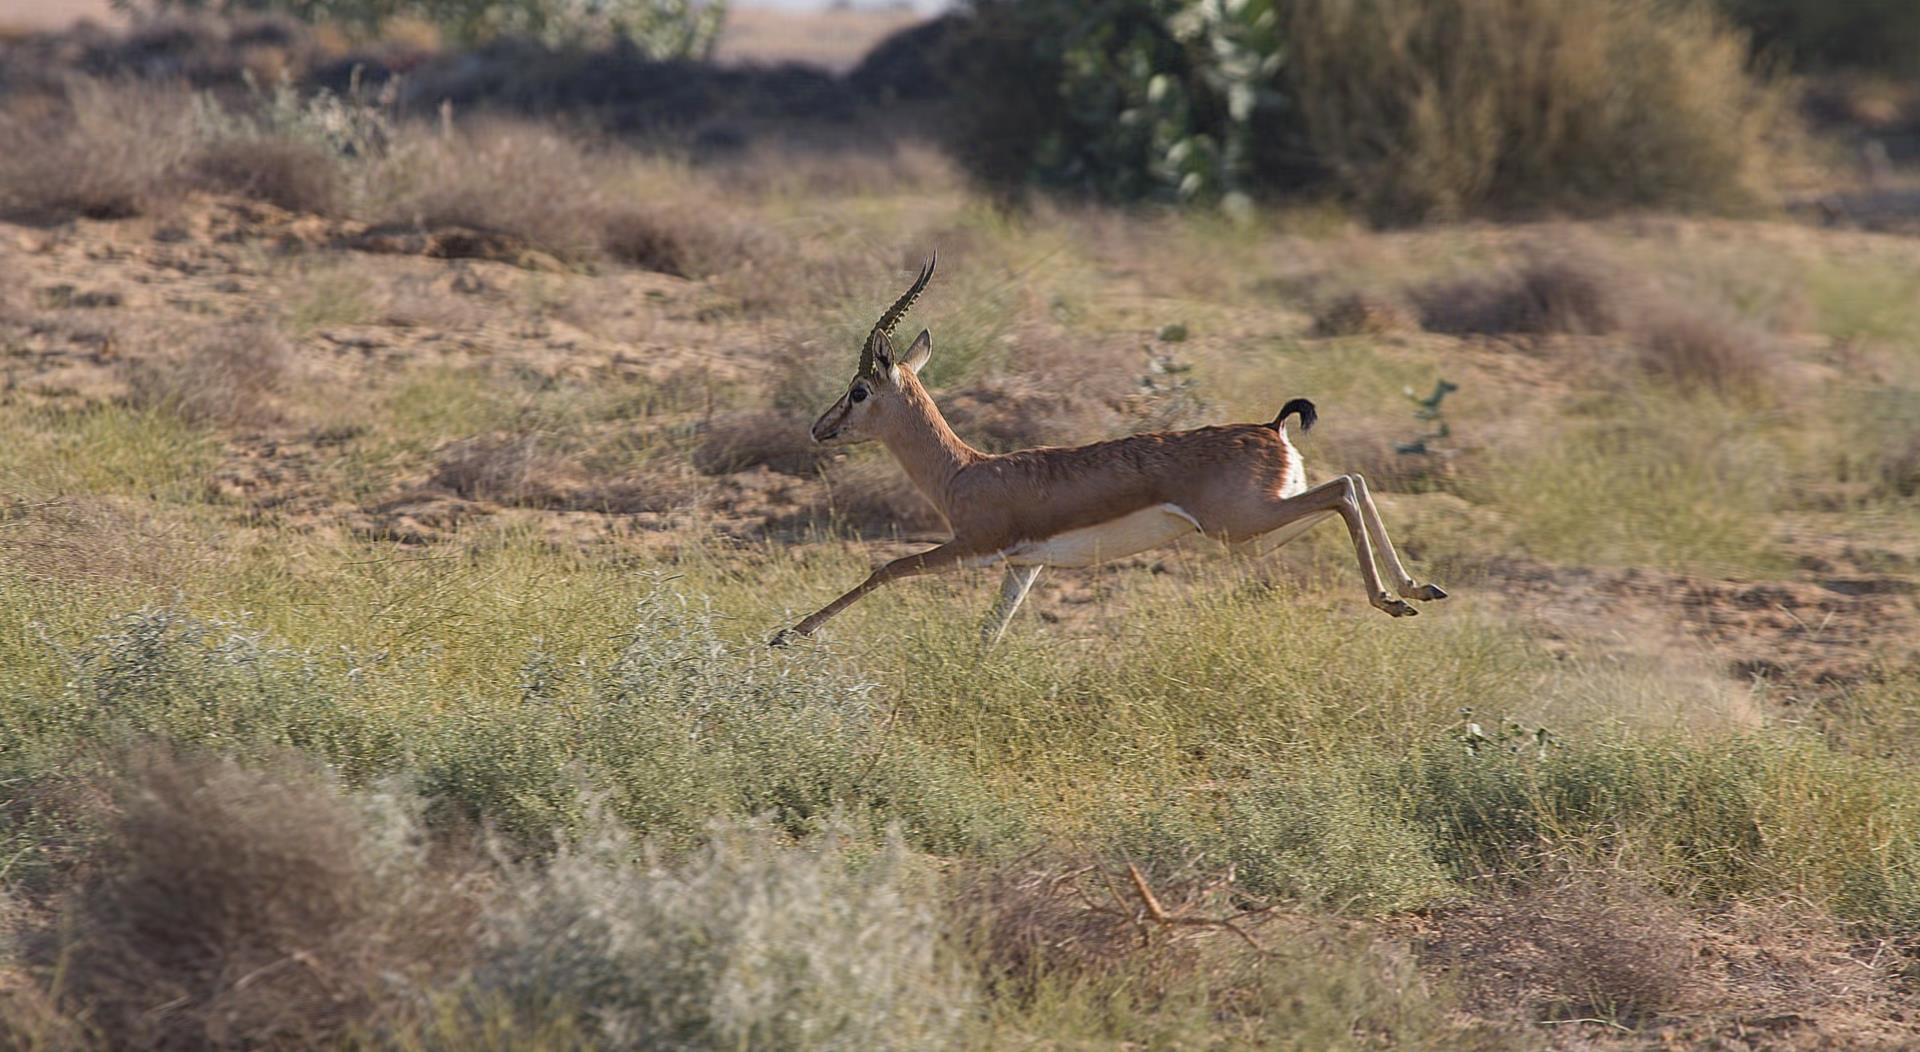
949,423 -> 1303,546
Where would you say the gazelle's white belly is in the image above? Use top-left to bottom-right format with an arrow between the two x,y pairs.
999,503 -> 1203,568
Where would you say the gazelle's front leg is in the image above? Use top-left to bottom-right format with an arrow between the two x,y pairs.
1348,473 -> 1447,603
771,542 -> 974,645
980,565 -> 1043,646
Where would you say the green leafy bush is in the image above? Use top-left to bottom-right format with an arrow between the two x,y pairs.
950,0 -> 1780,219
1718,0 -> 1920,73
952,0 -> 1297,203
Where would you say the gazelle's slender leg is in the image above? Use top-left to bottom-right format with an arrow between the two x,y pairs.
980,565 -> 1043,645
772,542 -> 973,645
1230,476 -> 1416,617
1348,473 -> 1447,602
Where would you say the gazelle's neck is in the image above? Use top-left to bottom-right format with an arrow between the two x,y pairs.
878,375 -> 978,509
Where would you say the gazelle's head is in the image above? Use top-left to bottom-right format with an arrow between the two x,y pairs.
810,254 -> 937,446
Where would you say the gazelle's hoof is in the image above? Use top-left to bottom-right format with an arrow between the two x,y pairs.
1376,597 -> 1419,618
769,628 -> 798,648
1408,584 -> 1448,602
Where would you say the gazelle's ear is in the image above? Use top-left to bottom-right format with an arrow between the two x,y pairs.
900,329 -> 932,374
868,330 -> 895,372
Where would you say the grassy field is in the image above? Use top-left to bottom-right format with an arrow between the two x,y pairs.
3,13 -> 1920,1049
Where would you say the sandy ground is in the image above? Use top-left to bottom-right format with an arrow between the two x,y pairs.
0,0 -> 117,30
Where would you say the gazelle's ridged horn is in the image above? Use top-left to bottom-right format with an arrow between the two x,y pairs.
860,252 -> 936,376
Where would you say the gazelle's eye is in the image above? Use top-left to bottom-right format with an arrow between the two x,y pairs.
850,385 -> 868,403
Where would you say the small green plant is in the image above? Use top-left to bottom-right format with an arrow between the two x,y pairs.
1394,378 -> 1456,456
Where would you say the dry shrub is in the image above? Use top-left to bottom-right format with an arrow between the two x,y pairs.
1310,290 -> 1416,338
0,79 -> 199,221
478,820 -> 972,1051
373,123 -> 607,261
692,410 -> 822,476
186,136 -> 342,215
429,433 -> 580,506
1413,252 -> 1624,336
123,323 -> 293,429
949,853 -> 1203,999
1412,248 -> 1787,396
1424,875 -> 1700,1024
1285,0 -> 1780,221
11,752 -> 479,1051
1632,298 -> 1784,398
374,123 -> 754,273
0,496 -> 211,589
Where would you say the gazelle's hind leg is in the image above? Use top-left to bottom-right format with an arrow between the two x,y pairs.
981,565 -> 1043,646
1229,509 -> 1334,557
1222,476 -> 1417,618
1349,474 -> 1447,603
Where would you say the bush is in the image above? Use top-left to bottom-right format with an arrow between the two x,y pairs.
188,135 -> 343,213
950,0 -> 1299,203
950,0 -> 1779,219
1285,0 -> 1777,220
122,323 -> 295,429
8,753 -> 477,1051
10,598 -> 1015,855
0,79 -> 200,221
481,818 -> 974,1051
1413,252 -> 1624,336
369,122 -> 748,271
1718,0 -> 1920,74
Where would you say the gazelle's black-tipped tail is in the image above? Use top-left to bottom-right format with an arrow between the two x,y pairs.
1267,398 -> 1317,432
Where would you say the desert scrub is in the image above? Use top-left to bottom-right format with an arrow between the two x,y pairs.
0,405 -> 217,504
480,817 -> 973,1050
1393,731 -> 1920,927
1471,390 -> 1787,573
3,593 -> 1018,856
1119,765 -> 1457,914
949,0 -> 1781,218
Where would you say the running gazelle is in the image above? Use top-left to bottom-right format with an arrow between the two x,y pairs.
771,255 -> 1447,646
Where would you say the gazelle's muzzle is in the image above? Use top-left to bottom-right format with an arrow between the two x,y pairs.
810,399 -> 851,444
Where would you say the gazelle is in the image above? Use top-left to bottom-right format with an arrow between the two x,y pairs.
770,255 -> 1447,646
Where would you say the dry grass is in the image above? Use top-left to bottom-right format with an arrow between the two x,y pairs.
372,123 -> 757,273
429,433 -> 580,507
0,79 -> 199,221
1413,251 -> 1624,337
1310,290 -> 1416,338
1632,297 -> 1785,398
122,323 -> 294,430
1411,246 -> 1787,396
8,752 -> 480,1051
1284,0 -> 1782,220
950,853 -> 1215,1000
187,136 -> 343,215
1424,875 -> 1702,1025
691,410 -> 822,476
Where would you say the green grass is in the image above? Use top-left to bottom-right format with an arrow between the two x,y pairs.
1474,390 -> 1789,573
0,405 -> 215,502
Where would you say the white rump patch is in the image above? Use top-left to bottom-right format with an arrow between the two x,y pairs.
1003,503 -> 1203,568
